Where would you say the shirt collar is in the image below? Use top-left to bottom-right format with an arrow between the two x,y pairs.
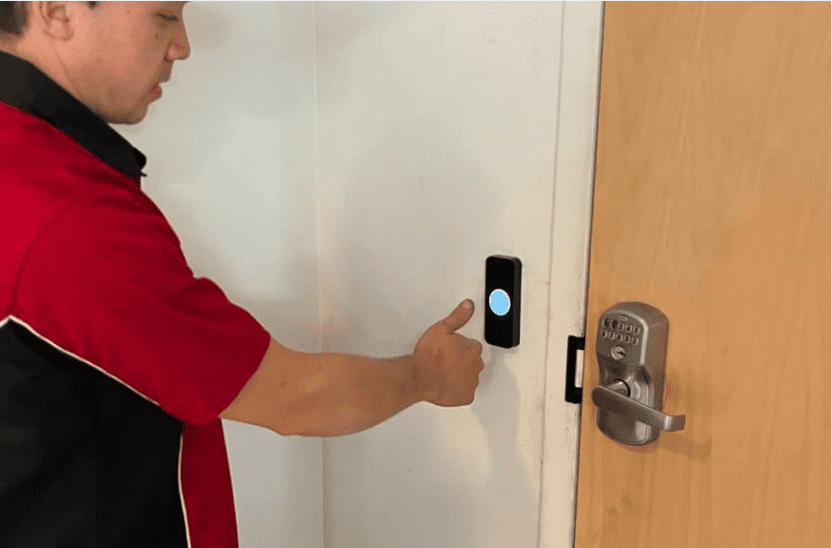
0,50 -> 147,182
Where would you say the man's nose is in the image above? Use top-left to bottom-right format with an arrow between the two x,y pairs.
168,24 -> 191,61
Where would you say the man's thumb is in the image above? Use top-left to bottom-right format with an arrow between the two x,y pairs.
441,299 -> 475,332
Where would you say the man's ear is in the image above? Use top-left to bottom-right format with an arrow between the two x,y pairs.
29,2 -> 74,41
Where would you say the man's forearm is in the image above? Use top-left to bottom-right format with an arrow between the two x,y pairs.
291,352 -> 428,437
221,301 -> 481,436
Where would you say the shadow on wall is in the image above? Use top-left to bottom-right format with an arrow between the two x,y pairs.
182,1 -> 410,116
119,1 -> 545,546
128,2 -> 339,185
322,115 -> 540,548
180,2 -> 230,51
116,4 -> 329,548
313,1 -> 413,65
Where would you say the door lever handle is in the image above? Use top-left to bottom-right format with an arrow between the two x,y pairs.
592,380 -> 686,432
594,302 -> 686,444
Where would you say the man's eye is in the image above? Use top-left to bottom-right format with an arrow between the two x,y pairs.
158,14 -> 178,22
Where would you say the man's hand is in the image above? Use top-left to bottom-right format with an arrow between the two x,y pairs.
413,299 -> 485,406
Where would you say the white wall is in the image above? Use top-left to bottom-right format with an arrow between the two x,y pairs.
315,3 -> 602,548
117,2 -> 603,547
118,3 -> 323,548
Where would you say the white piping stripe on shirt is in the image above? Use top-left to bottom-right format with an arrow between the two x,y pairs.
1,315 -> 161,407
178,432 -> 193,548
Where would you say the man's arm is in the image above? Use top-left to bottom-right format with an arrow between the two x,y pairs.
220,300 -> 484,437
220,340 -> 426,436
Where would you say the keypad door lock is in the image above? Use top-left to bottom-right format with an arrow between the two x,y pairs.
591,302 -> 686,445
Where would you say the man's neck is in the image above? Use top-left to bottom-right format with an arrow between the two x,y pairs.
0,38 -> 86,119
0,38 -> 40,73
0,38 -> 18,57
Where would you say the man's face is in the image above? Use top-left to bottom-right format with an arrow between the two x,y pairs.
57,1 -> 190,124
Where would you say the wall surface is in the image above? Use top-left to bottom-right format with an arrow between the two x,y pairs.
118,3 -> 323,548
117,2 -> 603,547
316,3 -> 602,548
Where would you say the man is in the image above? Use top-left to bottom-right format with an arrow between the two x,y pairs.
0,2 -> 484,546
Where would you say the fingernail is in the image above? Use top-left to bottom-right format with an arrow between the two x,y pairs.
463,300 -> 472,309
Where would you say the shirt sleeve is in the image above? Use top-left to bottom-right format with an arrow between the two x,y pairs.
13,191 -> 272,426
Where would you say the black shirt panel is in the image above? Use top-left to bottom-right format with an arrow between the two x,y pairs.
0,320 -> 187,547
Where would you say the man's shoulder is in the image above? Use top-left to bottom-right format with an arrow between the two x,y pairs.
0,101 -> 126,179
0,101 -> 165,278
0,100 -> 148,213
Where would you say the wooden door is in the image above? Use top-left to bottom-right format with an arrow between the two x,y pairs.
575,3 -> 830,548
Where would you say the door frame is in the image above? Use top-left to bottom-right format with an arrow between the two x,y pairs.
538,3 -> 605,548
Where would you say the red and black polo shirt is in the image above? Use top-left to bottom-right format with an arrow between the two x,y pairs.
0,50 -> 272,546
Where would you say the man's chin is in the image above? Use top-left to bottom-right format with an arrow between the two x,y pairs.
110,108 -> 149,126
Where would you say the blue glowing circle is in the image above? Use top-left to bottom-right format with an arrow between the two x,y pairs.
489,289 -> 511,316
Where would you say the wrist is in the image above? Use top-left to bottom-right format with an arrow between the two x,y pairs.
405,352 -> 436,404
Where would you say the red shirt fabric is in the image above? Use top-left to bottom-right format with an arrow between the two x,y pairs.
0,51 -> 271,546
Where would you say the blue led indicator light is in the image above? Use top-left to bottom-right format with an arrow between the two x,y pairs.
489,289 -> 511,316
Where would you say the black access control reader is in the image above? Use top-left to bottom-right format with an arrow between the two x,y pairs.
484,255 -> 521,348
